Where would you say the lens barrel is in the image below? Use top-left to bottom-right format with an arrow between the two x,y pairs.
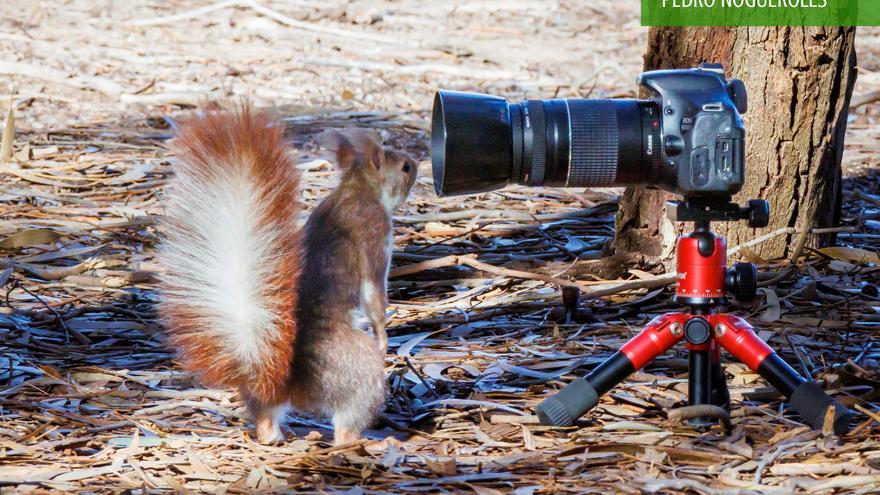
431,90 -> 665,196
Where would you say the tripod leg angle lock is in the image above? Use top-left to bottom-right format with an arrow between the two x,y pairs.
536,200 -> 853,435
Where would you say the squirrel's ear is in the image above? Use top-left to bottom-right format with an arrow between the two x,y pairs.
368,143 -> 385,170
322,131 -> 357,171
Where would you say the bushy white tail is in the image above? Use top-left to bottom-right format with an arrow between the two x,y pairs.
158,106 -> 301,404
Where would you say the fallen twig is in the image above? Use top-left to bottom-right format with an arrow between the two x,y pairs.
667,405 -> 732,434
850,90 -> 880,109
390,253 -> 678,302
729,226 -> 856,256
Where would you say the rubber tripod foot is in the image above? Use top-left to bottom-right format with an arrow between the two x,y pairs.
790,381 -> 852,435
536,378 -> 599,427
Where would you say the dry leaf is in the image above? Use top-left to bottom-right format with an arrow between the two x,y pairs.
738,246 -> 768,265
427,457 -> 457,476
628,269 -> 656,280
469,485 -> 504,495
822,405 -> 837,437
1,92 -> 13,163
15,243 -> 106,263
0,228 -> 59,249
819,246 -> 880,264
757,288 -> 781,323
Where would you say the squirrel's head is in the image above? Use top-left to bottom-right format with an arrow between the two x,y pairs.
328,130 -> 418,212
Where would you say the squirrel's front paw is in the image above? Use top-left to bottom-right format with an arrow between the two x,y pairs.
333,427 -> 362,446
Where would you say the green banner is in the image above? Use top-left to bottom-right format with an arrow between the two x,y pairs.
641,0 -> 880,26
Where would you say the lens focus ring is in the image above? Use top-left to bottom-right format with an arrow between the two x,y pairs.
526,101 -> 546,186
566,100 -> 619,186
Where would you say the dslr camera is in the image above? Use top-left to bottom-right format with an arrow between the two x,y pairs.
431,63 -> 749,202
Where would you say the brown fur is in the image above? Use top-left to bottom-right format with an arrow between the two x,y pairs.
289,131 -> 417,443
160,111 -> 416,444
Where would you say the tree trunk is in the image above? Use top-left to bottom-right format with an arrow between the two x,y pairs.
616,27 -> 857,266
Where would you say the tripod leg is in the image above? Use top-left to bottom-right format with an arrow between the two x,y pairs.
711,314 -> 852,435
536,313 -> 688,426
687,348 -> 714,428
710,346 -> 730,410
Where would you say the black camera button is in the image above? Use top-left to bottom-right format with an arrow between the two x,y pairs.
716,138 -> 735,174
664,135 -> 684,156
691,147 -> 710,187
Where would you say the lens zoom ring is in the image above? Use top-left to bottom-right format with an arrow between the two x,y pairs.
567,100 -> 619,186
527,101 -> 546,186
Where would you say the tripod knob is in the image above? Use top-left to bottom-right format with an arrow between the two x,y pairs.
747,199 -> 769,228
684,318 -> 712,345
725,262 -> 758,302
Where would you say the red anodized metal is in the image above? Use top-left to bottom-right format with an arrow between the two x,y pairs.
676,236 -> 726,300
684,338 -> 715,352
710,313 -> 773,370
620,313 -> 689,370
617,232 -> 774,378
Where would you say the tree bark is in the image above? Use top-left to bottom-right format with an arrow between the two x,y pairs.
616,27 -> 857,266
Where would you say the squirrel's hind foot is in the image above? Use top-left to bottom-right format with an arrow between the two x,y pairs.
255,416 -> 285,444
247,399 -> 290,445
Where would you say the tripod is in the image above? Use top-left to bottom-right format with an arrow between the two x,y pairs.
536,199 -> 853,435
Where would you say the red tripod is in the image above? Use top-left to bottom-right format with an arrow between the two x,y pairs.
536,200 -> 852,435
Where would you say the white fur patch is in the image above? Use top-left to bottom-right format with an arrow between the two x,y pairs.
380,188 -> 403,214
159,157 -> 290,373
356,279 -> 378,333
360,279 -> 378,308
350,307 -> 369,332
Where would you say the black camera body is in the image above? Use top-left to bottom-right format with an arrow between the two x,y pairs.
638,64 -> 747,199
431,63 -> 749,201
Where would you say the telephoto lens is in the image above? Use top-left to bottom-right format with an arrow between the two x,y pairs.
431,65 -> 749,200
431,91 -> 669,196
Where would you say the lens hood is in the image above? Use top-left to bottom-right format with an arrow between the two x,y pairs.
432,90 -> 513,196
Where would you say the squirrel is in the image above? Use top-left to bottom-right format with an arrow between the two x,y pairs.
157,106 -> 417,445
